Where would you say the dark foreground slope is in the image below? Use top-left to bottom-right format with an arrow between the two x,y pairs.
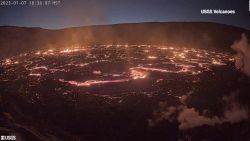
0,22 -> 250,58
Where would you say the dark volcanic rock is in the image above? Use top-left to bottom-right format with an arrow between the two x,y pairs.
0,22 -> 250,58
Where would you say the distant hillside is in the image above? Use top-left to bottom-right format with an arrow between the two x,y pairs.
0,22 -> 249,58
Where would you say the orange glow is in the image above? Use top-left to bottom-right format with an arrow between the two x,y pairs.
148,56 -> 157,59
130,69 -> 148,79
60,79 -> 130,87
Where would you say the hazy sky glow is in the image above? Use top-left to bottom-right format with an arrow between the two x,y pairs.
0,0 -> 249,29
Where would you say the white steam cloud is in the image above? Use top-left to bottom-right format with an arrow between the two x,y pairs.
178,107 -> 220,130
178,95 -> 248,130
231,33 -> 250,76
149,94 -> 249,130
148,35 -> 250,130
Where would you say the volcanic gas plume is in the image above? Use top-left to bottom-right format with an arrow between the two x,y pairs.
231,33 -> 250,76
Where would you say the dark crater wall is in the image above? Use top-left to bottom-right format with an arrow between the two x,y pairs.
0,22 -> 250,58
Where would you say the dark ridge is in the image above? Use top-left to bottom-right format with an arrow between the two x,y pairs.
0,22 -> 249,58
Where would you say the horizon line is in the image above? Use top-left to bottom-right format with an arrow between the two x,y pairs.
0,21 -> 249,31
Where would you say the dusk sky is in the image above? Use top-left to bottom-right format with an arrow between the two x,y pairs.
0,0 -> 249,29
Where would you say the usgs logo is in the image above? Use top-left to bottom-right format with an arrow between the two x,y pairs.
0,136 -> 16,141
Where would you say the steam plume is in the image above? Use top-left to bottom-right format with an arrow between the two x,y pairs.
231,33 -> 250,76
149,94 -> 249,130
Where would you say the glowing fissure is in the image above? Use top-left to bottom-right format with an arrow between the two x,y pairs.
59,79 -> 130,87
1,45 -> 232,89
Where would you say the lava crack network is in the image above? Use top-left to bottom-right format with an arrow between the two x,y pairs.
0,45 -> 233,97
